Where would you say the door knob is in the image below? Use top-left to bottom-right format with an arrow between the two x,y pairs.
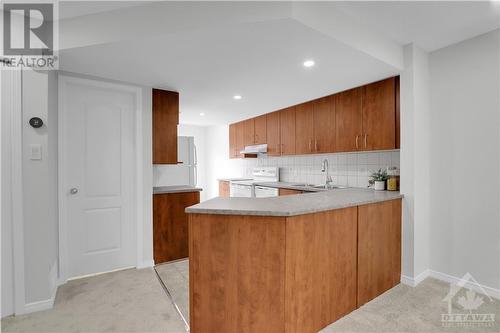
70,188 -> 79,195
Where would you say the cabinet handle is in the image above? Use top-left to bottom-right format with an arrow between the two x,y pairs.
355,135 -> 359,149
309,139 -> 312,152
364,134 -> 367,148
280,143 -> 283,155
315,140 -> 318,152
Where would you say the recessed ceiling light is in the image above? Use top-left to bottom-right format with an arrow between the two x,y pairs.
303,60 -> 315,68
199,112 -> 205,116
233,95 -> 242,100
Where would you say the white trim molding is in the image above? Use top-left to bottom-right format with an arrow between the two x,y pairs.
23,285 -> 58,314
401,269 -> 500,300
58,75 -> 144,284
401,269 -> 430,287
9,70 -> 26,315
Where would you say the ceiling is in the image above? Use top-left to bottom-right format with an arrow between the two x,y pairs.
336,1 -> 500,52
58,1 -> 149,20
57,1 -> 500,125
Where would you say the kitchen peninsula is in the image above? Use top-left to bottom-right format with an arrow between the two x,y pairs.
186,188 -> 403,333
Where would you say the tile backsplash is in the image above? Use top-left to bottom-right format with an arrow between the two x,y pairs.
227,150 -> 400,188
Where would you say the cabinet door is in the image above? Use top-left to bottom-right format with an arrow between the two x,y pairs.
313,96 -> 334,153
295,102 -> 314,155
278,188 -> 302,196
235,121 -> 245,158
335,87 -> 362,152
254,115 -> 267,144
153,191 -> 200,264
358,199 -> 401,306
266,111 -> 281,156
152,89 -> 179,164
229,123 -> 237,159
395,76 -> 400,149
280,107 -> 296,155
362,77 -> 396,151
219,181 -> 230,197
242,118 -> 255,147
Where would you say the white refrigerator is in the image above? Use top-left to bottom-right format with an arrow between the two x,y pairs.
153,136 -> 197,186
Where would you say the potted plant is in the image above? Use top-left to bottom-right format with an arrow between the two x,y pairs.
370,169 -> 388,191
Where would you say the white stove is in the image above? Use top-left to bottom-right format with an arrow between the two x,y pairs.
230,167 -> 279,198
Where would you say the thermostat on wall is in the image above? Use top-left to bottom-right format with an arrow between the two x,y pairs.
29,117 -> 43,128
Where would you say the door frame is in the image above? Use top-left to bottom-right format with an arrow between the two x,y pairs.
2,69 -> 26,315
58,75 -> 144,283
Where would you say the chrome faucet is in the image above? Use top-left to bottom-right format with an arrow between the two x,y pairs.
321,159 -> 333,188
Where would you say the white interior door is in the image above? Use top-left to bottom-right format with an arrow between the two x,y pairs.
61,77 -> 137,279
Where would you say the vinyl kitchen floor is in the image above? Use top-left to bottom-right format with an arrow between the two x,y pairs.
3,261 -> 499,333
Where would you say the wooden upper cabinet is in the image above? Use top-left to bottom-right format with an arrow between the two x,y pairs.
395,76 -> 400,149
280,107 -> 296,155
254,115 -> 267,144
313,96 -> 334,153
235,121 -> 245,158
295,102 -> 314,155
266,111 -> 281,156
152,89 -> 179,164
362,77 -> 396,151
227,75 -> 398,158
242,118 -> 255,147
229,123 -> 237,159
335,87 -> 363,152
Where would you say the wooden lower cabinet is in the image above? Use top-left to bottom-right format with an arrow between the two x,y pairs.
189,214 -> 286,333
153,191 -> 200,264
279,188 -> 303,196
357,199 -> 402,306
285,208 -> 358,333
188,199 -> 401,333
218,180 -> 230,197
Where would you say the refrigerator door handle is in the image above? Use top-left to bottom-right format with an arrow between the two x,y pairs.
193,143 -> 197,166
194,165 -> 197,187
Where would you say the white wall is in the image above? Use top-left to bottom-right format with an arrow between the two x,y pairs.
399,43 -> 432,281
1,70 -> 15,317
21,70 -> 59,304
429,29 -> 500,289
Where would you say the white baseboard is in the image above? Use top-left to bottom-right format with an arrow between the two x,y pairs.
428,270 -> 500,300
401,269 -> 430,287
401,269 -> 500,300
137,259 -> 155,269
23,284 -> 57,314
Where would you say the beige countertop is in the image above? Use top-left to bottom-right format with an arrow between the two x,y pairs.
153,186 -> 203,194
186,188 -> 402,217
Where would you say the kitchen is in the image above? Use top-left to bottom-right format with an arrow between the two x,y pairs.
151,75 -> 403,332
2,2 -> 499,333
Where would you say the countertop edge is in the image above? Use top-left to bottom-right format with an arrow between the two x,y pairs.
185,193 -> 403,217
153,186 -> 203,194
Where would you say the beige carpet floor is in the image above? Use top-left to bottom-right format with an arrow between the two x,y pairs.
3,263 -> 499,333
2,268 -> 187,333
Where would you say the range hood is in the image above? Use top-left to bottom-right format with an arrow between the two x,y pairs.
240,144 -> 267,155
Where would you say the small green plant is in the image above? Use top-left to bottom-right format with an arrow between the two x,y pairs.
370,168 -> 388,181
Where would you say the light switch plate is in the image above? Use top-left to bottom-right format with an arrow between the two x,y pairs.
29,144 -> 42,160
